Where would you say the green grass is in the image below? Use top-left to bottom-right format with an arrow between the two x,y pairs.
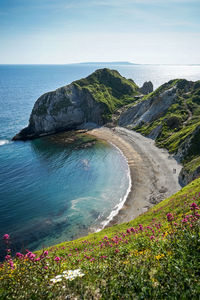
1,178 -> 200,299
74,69 -> 139,117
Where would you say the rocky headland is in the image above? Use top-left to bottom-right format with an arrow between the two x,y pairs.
13,68 -> 200,188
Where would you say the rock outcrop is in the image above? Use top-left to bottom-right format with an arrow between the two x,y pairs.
119,79 -> 200,186
119,85 -> 177,127
12,69 -> 200,187
13,69 -> 139,140
139,81 -> 153,95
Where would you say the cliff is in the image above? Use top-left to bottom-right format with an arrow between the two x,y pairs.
12,69 -> 139,140
12,68 -> 200,185
119,79 -> 200,185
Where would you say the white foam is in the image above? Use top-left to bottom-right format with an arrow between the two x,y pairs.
96,142 -> 132,232
0,139 -> 10,146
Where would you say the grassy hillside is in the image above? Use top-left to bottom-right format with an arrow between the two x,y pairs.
74,68 -> 139,115
0,178 -> 200,299
135,79 -> 200,182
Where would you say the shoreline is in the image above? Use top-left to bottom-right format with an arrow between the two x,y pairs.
89,126 -> 182,226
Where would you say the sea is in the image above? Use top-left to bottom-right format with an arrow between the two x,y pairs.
0,63 -> 200,258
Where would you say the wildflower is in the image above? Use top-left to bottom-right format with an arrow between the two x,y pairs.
35,258 -> 41,261
115,249 -> 120,253
50,269 -> 85,284
150,235 -> 155,240
166,213 -> 174,222
139,224 -> 143,231
5,255 -> 11,261
90,258 -> 95,262
3,234 -> 10,240
126,228 -> 131,234
8,259 -> 14,269
26,252 -> 36,259
54,256 -> 61,262
155,254 -> 164,260
16,252 -> 23,259
104,236 -> 108,240
182,218 -> 188,223
6,249 -> 11,253
190,202 -> 199,210
43,251 -> 48,256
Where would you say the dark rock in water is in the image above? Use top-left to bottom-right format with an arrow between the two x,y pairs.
139,81 -> 153,95
12,68 -> 139,140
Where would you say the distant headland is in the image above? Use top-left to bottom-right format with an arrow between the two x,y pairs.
77,61 -> 138,65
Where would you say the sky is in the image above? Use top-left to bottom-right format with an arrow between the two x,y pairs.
0,0 -> 200,64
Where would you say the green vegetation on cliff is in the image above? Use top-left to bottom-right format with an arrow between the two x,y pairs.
74,68 -> 139,114
1,178 -> 200,299
135,79 -> 200,181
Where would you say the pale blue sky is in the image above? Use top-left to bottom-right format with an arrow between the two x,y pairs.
0,0 -> 200,64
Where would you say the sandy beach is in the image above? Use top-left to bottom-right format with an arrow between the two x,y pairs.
89,126 -> 182,226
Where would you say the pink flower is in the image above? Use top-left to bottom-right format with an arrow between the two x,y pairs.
126,228 -> 131,234
26,252 -> 36,259
7,249 -> 11,253
16,252 -> 23,259
104,236 -> 108,240
3,234 -> 10,240
90,258 -> 95,262
5,255 -> 11,261
43,251 -> 48,256
182,218 -> 188,223
35,258 -> 40,261
166,213 -> 174,222
150,235 -> 155,240
54,256 -> 61,261
44,266 -> 48,270
115,249 -> 120,253
8,259 -> 14,269
139,224 -> 143,231
190,202 -> 199,210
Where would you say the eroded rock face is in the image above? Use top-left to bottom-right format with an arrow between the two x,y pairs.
139,81 -> 153,95
179,166 -> 200,186
119,85 -> 177,127
13,68 -> 139,140
13,84 -> 107,140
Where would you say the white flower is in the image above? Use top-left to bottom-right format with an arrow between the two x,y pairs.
50,269 -> 85,284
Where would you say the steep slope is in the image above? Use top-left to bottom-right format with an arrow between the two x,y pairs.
1,178 -> 199,299
13,69 -> 139,140
119,79 -> 200,185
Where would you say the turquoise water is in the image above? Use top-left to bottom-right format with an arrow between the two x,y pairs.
0,64 -> 200,258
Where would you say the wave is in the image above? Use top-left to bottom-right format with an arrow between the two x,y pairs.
96,142 -> 132,231
0,139 -> 11,146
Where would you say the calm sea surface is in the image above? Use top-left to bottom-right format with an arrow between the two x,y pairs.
0,64 -> 200,257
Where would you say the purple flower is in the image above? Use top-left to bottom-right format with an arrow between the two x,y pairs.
166,213 -> 174,222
